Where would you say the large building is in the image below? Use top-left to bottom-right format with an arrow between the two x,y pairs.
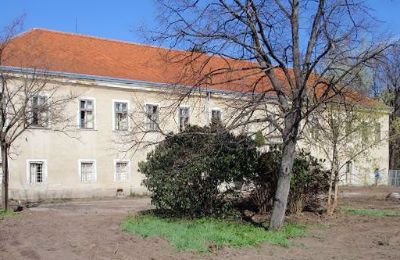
0,29 -> 390,201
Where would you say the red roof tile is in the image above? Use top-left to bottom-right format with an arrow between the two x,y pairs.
1,28 -> 380,107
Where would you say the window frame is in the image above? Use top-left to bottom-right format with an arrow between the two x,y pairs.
78,159 -> 97,183
374,122 -> 381,142
210,107 -> 222,124
112,99 -> 130,131
178,106 -> 190,132
144,103 -> 160,132
113,159 -> 131,182
77,97 -> 96,130
31,94 -> 50,128
26,159 -> 47,185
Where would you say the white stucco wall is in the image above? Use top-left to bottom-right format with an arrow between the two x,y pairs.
1,73 -> 391,201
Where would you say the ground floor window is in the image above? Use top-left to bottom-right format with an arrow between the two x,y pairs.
115,160 -> 129,182
211,108 -> 222,124
80,160 -> 96,183
28,160 -> 46,184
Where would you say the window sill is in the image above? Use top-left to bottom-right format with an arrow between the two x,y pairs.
112,129 -> 129,133
29,126 -> 51,130
78,128 -> 98,131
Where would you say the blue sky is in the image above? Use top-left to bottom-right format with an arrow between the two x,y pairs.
1,0 -> 400,43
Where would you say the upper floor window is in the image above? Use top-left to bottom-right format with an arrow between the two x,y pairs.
179,107 -> 190,131
145,104 -> 159,131
28,160 -> 46,184
113,101 -> 128,131
361,123 -> 369,144
374,123 -> 381,142
79,160 -> 96,183
31,95 -> 49,127
79,99 -> 95,129
211,108 -> 222,124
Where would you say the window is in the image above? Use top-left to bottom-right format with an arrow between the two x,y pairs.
361,123 -> 368,144
145,104 -> 159,131
31,95 -> 49,127
310,117 -> 319,139
79,160 -> 96,183
28,160 -> 46,184
345,161 -> 352,184
345,121 -> 352,137
115,161 -> 129,182
113,101 -> 129,131
79,99 -> 95,129
374,123 -> 381,142
179,107 -> 190,131
211,108 -> 222,124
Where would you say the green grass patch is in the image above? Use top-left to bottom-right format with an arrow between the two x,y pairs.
342,208 -> 400,217
0,210 -> 17,218
122,214 -> 305,252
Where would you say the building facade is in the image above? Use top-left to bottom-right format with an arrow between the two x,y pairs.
0,29 -> 390,201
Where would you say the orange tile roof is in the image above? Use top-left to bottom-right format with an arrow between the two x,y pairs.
1,28 -> 381,107
2,28 -> 274,93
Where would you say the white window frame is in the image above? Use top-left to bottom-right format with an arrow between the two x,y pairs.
77,97 -> 96,130
31,93 -> 50,128
210,107 -> 222,123
113,159 -> 131,182
78,159 -> 97,183
144,102 -> 160,132
178,106 -> 190,132
374,122 -> 381,142
26,159 -> 48,184
112,99 -> 130,131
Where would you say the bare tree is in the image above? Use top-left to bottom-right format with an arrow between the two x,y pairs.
0,18 -> 76,210
304,102 -> 386,215
373,44 -> 400,170
147,0 -> 392,229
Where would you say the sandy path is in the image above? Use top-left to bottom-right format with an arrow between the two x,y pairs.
0,188 -> 400,259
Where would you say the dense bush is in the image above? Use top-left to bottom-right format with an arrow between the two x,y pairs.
140,124 -> 329,218
249,149 -> 330,214
139,124 -> 258,217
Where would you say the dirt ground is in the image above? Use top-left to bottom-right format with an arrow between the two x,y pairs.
1,186 -> 400,260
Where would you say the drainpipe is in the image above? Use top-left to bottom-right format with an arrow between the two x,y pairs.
206,91 -> 211,125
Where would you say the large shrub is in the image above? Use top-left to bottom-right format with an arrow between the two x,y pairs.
139,124 -> 258,217
249,149 -> 330,214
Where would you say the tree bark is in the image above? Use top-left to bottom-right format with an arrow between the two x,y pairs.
1,142 -> 9,211
269,137 -> 297,230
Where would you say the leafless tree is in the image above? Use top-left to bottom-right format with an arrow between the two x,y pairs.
373,44 -> 400,170
146,0 -> 393,229
0,17 -> 76,210
304,102 -> 386,215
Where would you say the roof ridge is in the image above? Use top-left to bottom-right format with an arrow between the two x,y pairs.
26,28 -> 186,53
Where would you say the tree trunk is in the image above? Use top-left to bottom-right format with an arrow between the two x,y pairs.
1,143 -> 9,211
269,137 -> 296,230
332,178 -> 339,210
327,170 -> 335,215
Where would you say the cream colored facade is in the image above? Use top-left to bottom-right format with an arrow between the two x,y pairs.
1,71 -> 391,201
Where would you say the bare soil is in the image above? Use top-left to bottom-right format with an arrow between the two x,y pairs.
1,186 -> 400,260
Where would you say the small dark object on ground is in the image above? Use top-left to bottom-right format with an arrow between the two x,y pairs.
116,188 -> 125,197
13,205 -> 23,212
385,192 -> 400,201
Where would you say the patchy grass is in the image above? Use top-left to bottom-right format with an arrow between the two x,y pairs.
342,208 -> 400,217
0,210 -> 17,218
122,214 -> 305,252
